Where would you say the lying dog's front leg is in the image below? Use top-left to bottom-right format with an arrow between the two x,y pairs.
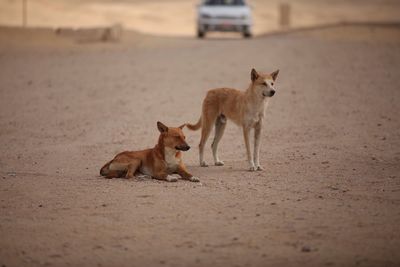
176,164 -> 200,182
152,171 -> 178,182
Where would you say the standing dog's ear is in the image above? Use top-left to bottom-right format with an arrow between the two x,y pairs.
157,121 -> 168,133
178,124 -> 186,129
251,68 -> 259,82
271,69 -> 279,81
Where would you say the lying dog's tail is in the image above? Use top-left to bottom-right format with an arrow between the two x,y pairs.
100,160 -> 113,176
186,116 -> 202,131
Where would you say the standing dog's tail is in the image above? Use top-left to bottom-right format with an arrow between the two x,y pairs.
186,116 -> 202,131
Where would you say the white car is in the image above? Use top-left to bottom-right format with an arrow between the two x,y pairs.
197,0 -> 253,38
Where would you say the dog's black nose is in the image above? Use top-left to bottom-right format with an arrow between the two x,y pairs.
270,90 -> 275,96
176,145 -> 190,151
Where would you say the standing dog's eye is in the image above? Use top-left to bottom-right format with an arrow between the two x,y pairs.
271,82 -> 274,86
263,82 -> 268,86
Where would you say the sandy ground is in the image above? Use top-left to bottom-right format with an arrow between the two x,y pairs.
1,0 -> 400,36
1,25 -> 400,267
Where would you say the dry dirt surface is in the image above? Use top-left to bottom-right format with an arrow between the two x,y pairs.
0,25 -> 400,267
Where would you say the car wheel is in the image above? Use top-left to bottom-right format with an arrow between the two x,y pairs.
197,29 -> 205,38
242,25 -> 252,38
243,31 -> 252,38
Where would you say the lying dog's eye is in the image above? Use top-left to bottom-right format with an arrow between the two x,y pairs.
271,82 -> 274,86
263,82 -> 268,86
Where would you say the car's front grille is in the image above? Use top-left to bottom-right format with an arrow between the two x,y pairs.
215,15 -> 237,19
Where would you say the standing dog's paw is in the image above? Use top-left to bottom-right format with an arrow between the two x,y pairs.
189,176 -> 200,182
166,176 -> 178,182
214,161 -> 224,166
248,166 -> 257,172
256,166 -> 264,171
200,162 -> 209,167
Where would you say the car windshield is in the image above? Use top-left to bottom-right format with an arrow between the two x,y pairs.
204,0 -> 245,6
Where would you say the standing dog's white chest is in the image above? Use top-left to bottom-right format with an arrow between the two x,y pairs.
164,147 -> 180,171
245,100 -> 268,126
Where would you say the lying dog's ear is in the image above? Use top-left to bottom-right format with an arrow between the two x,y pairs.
157,121 -> 168,133
271,69 -> 279,81
178,124 -> 186,129
251,68 -> 259,82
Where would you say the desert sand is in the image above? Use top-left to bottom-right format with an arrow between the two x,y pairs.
0,22 -> 400,267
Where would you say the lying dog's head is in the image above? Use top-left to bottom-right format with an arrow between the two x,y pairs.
157,121 -> 190,151
250,68 -> 279,98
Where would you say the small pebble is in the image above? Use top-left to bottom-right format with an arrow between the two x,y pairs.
301,245 -> 311,252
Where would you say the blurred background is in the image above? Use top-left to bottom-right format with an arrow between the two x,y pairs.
1,0 -> 400,37
1,1 -> 400,267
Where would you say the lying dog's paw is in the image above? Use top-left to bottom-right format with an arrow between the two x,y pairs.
189,176 -> 200,182
215,161 -> 224,166
136,174 -> 152,179
166,176 -> 178,182
256,166 -> 264,171
200,162 -> 209,167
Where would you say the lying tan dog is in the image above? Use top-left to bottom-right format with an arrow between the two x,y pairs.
186,68 -> 279,171
100,121 -> 199,182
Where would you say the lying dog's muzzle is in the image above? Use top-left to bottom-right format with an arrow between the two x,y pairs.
175,145 -> 190,151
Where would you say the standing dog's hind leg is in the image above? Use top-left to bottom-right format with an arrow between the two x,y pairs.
198,113 -> 216,167
211,114 -> 227,166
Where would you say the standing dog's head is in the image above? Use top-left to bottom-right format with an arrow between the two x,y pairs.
250,68 -> 279,98
157,121 -> 190,151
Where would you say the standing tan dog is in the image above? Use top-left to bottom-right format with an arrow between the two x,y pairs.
100,121 -> 200,182
186,68 -> 279,171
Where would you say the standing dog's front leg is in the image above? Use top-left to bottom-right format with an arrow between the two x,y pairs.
176,164 -> 200,182
254,120 -> 263,171
243,126 -> 256,171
